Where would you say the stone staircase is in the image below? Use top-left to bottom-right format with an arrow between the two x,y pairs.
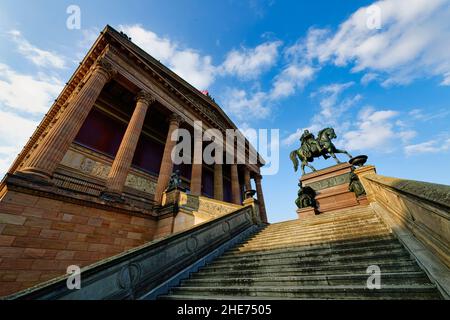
159,205 -> 442,300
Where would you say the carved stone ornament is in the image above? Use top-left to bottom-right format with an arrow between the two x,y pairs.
136,90 -> 155,105
94,57 -> 117,81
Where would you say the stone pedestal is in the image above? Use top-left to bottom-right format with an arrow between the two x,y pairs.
297,207 -> 318,219
301,163 -> 359,213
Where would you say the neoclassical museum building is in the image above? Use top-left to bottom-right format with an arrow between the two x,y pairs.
0,25 -> 267,296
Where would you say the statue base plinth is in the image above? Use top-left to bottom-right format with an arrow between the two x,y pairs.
301,163 -> 364,213
297,207 -> 318,219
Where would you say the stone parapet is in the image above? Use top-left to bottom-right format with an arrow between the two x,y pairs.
360,172 -> 450,269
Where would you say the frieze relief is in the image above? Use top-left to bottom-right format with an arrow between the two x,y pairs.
60,149 -> 156,194
198,200 -> 236,217
181,194 -> 240,218
304,173 -> 351,192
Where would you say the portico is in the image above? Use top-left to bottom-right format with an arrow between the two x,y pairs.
10,26 -> 267,222
0,25 -> 269,297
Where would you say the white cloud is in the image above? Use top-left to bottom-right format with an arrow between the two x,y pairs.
270,64 -> 316,99
8,30 -> 66,69
361,73 -> 378,85
0,110 -> 39,176
221,41 -> 282,79
0,63 -> 63,114
341,107 -> 399,151
119,24 -> 216,89
405,138 -> 450,156
223,62 -> 316,121
408,108 -> 450,121
399,130 -> 417,143
313,82 -> 356,118
294,0 -> 450,86
75,27 -> 101,61
222,88 -> 270,121
0,63 -> 59,176
282,82 -> 361,147
282,125 -> 322,147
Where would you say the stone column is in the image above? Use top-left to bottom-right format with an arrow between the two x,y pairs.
190,123 -> 203,196
255,174 -> 268,223
214,163 -> 223,201
154,114 -> 183,204
18,58 -> 116,182
230,164 -> 241,205
103,91 -> 154,197
244,167 -> 252,191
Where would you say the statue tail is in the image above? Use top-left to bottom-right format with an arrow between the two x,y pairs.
290,151 -> 299,172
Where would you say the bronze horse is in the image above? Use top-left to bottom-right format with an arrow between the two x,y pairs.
290,128 -> 353,175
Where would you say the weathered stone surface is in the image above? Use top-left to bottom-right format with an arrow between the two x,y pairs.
160,206 -> 442,300
360,172 -> 450,269
0,188 -> 155,297
6,205 -> 257,300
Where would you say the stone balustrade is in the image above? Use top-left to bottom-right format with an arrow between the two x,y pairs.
357,170 -> 450,269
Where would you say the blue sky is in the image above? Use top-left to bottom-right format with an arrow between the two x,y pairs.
0,0 -> 449,223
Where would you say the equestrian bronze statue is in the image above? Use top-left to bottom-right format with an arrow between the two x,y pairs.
290,128 -> 353,175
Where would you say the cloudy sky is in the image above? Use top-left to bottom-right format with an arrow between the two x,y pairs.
0,0 -> 449,222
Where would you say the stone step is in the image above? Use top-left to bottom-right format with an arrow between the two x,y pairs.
159,204 -> 442,300
201,254 -> 414,273
266,209 -> 375,231
223,235 -> 398,258
247,220 -> 387,242
208,249 -> 411,269
270,205 -> 373,220
215,242 -> 404,264
162,284 -> 441,300
194,259 -> 422,278
236,228 -> 392,251
253,218 -> 386,235
182,272 -> 430,287
257,214 -> 382,232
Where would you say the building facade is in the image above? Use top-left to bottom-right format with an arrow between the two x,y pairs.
0,25 -> 267,296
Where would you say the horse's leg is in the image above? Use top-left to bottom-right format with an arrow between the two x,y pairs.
329,151 -> 341,164
307,163 -> 317,172
322,146 -> 331,159
334,148 -> 353,159
301,161 -> 306,175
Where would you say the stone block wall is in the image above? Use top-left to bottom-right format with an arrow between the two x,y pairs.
0,188 -> 156,297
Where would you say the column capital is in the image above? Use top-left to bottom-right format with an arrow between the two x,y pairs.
136,90 -> 155,105
255,174 -> 263,181
93,57 -> 117,81
168,113 -> 184,126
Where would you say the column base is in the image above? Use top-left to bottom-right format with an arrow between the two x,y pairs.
13,170 -> 54,186
100,191 -> 125,203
